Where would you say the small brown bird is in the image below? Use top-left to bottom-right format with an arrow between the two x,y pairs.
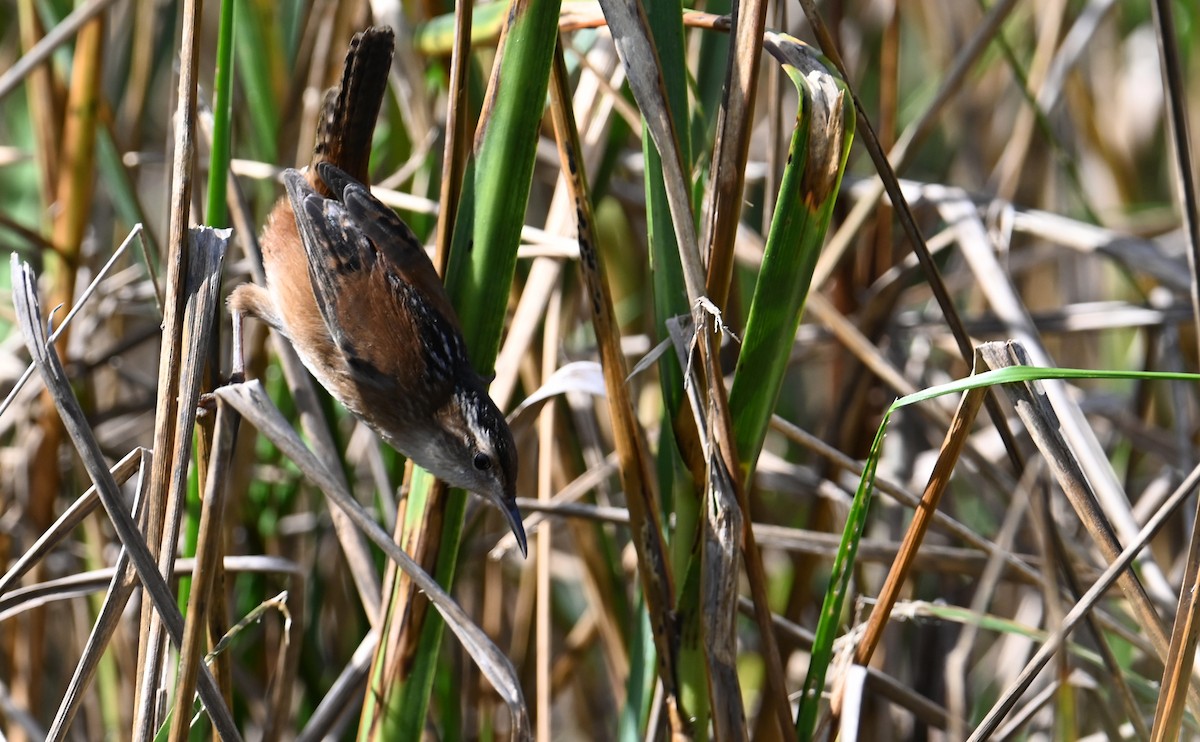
229,27 -> 526,556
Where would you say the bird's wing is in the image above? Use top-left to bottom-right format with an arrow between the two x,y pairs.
317,163 -> 461,325
284,168 -> 461,399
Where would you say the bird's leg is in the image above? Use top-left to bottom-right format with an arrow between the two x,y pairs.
229,305 -> 247,385
197,308 -> 245,415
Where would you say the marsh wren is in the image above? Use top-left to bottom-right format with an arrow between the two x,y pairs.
229,27 -> 526,556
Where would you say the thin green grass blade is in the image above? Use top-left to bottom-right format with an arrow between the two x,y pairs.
638,1 -> 707,733
795,364 -> 1200,739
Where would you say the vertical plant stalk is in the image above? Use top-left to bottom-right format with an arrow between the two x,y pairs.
117,0 -> 159,151
231,0 -> 283,165
1142,28 -> 1200,729
16,0 -> 59,204
637,0 -> 690,405
699,0 -> 767,310
701,459 -> 747,740
546,40 -> 686,735
20,9 -> 105,725
535,287 -> 561,740
175,0 -> 238,702
1148,3 -> 1200,729
1142,2 -> 1200,700
47,6 -> 103,329
169,399 -> 239,742
677,305 -> 750,741
1149,503 -> 1200,740
170,228 -> 234,734
637,1 -> 709,728
433,0 -> 473,273
131,0 -> 208,722
696,40 -> 851,738
1149,0 -> 1200,359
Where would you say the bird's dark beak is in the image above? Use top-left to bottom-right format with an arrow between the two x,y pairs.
501,497 -> 527,558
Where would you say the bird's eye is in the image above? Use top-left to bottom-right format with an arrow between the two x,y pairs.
473,452 -> 492,471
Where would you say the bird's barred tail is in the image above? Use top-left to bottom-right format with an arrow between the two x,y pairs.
311,26 -> 394,196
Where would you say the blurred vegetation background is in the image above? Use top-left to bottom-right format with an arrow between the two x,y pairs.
1,0 -> 1199,739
